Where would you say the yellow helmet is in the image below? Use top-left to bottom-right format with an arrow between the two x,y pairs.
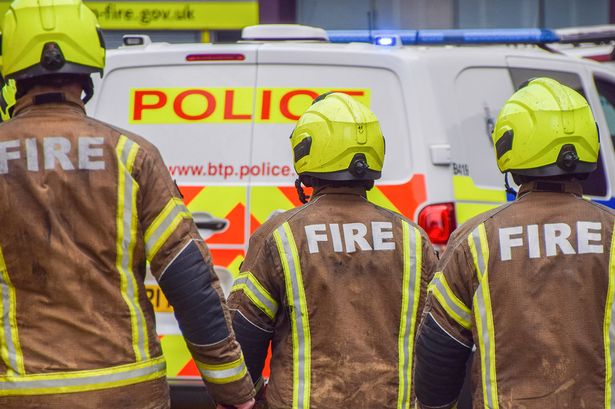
0,79 -> 16,122
290,92 -> 385,181
1,0 -> 105,80
492,77 -> 599,176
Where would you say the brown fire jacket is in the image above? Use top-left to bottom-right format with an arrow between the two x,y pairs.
227,185 -> 438,409
0,88 -> 253,408
418,180 -> 615,409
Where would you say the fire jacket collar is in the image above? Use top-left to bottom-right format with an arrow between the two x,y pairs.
311,185 -> 368,199
13,86 -> 86,117
517,179 -> 583,199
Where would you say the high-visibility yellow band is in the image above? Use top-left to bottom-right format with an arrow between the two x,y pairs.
469,224 -> 499,409
196,356 -> 248,385
274,223 -> 311,409
115,135 -> 150,362
0,356 -> 166,396
145,197 -> 192,262
604,221 -> 615,409
397,222 -> 422,409
429,272 -> 472,330
231,272 -> 278,320
0,246 -> 24,376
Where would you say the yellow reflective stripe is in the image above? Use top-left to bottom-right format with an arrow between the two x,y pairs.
115,135 -> 150,362
604,222 -> 615,409
196,356 -> 248,385
0,246 -> 24,376
397,222 -> 422,409
231,272 -> 278,320
469,224 -> 499,409
273,223 -> 311,409
145,197 -> 192,262
0,356 -> 165,396
428,272 -> 472,330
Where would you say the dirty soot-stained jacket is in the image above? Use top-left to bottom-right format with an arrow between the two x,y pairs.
228,185 -> 438,409
0,88 -> 253,408
416,180 -> 615,409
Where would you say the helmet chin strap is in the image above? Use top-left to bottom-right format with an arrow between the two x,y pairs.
295,178 -> 311,204
81,77 -> 94,104
504,172 -> 518,197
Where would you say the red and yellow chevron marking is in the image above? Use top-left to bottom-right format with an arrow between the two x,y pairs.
179,185 -> 247,245
178,175 -> 427,247
249,174 -> 427,234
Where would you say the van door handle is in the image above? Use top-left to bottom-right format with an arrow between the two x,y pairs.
192,212 -> 229,232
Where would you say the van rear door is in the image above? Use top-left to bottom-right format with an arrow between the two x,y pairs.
248,43 -> 425,232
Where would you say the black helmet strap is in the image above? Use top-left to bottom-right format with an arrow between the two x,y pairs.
295,178 -> 311,204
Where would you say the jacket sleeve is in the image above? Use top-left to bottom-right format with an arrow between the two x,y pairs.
415,229 -> 475,409
227,230 -> 281,388
133,141 -> 255,405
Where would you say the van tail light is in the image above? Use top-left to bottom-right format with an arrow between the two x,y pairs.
186,54 -> 246,62
418,202 -> 457,245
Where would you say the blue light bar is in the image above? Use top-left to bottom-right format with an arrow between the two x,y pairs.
417,28 -> 559,44
327,28 -> 560,45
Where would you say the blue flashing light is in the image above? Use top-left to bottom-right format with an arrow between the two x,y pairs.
374,36 -> 397,46
327,28 -> 560,45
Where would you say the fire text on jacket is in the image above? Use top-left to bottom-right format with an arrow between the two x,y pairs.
498,222 -> 604,261
0,136 -> 105,174
305,222 -> 396,254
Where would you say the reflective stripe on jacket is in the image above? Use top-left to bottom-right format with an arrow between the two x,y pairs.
422,180 -> 615,409
228,186 -> 438,409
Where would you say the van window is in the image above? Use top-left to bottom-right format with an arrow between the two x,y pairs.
509,68 -> 585,96
508,68 -> 607,197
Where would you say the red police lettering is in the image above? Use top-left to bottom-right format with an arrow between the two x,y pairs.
224,90 -> 251,120
280,90 -> 319,120
261,90 -> 272,120
173,90 -> 216,121
133,90 -> 167,120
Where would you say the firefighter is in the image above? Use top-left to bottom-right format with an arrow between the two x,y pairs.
0,1 -> 254,408
227,92 -> 438,409
414,77 -> 614,408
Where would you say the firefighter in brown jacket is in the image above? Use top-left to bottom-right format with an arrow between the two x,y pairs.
0,1 -> 254,408
414,77 -> 615,409
227,92 -> 438,409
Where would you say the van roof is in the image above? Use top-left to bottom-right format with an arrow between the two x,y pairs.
107,38 -> 597,69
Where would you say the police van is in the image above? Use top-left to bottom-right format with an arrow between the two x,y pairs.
87,24 -> 615,401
